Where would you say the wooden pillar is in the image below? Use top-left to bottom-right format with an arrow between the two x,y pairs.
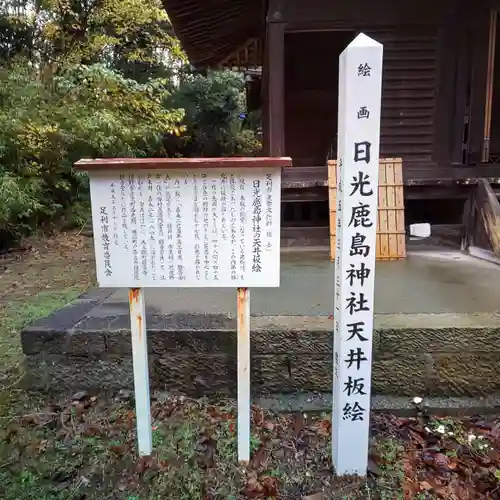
468,6 -> 492,163
265,21 -> 285,156
449,11 -> 471,165
434,1 -> 469,165
261,47 -> 270,156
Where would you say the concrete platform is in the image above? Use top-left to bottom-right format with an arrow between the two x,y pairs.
20,249 -> 500,403
101,249 -> 500,315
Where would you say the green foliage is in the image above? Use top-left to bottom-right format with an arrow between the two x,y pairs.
0,62 -> 183,240
0,1 -> 260,245
167,71 -> 261,157
0,12 -> 34,62
0,171 -> 43,239
0,0 -> 186,77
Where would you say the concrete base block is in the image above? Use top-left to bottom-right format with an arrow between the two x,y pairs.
20,289 -> 500,406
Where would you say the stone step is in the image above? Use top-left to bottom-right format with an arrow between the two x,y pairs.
21,310 -> 500,400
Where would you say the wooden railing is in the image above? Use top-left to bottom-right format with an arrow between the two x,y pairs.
462,178 -> 500,262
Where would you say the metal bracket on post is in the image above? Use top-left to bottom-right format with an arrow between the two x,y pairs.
129,287 -> 152,457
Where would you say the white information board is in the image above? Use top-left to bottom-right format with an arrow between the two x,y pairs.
332,33 -> 383,476
89,167 -> 281,288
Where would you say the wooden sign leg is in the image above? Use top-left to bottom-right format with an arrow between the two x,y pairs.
129,288 -> 153,456
237,287 -> 251,464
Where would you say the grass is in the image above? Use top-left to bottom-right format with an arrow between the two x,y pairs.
0,232 -> 95,374
1,290 -> 84,367
0,392 -> 410,500
0,232 -> 499,499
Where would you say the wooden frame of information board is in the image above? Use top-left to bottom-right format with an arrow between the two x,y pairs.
75,156 -> 292,463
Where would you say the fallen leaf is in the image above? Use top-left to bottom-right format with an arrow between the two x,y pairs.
408,428 -> 426,446
135,456 -> 153,474
261,475 -> 280,496
367,458 -> 382,476
244,476 -> 264,498
293,413 -> 305,435
79,475 -> 90,487
206,406 -> 222,419
83,424 -> 101,437
74,403 -> 85,416
20,415 -> 40,426
109,444 -> 128,457
315,419 -> 331,437
157,459 -> 169,472
419,481 -> 434,491
434,453 -> 450,467
71,391 -> 89,402
35,440 -> 49,454
252,407 -> 264,427
302,493 -> 324,500
250,446 -> 269,470
264,421 -> 275,432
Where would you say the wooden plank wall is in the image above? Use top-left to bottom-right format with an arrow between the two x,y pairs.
328,158 -> 407,261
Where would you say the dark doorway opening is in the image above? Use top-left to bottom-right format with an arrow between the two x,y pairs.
284,30 -> 356,167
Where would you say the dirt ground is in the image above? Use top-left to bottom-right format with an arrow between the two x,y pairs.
1,232 -> 500,500
0,232 -> 95,378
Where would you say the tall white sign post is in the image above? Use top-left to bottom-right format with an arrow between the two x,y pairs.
332,34 -> 383,476
76,157 -> 291,462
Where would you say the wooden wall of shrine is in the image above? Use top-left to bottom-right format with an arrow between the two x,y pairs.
263,0 -> 500,178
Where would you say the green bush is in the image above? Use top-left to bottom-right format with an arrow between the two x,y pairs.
167,70 -> 261,157
0,171 -> 43,236
0,2 -> 261,247
0,61 -> 262,246
0,62 -> 184,242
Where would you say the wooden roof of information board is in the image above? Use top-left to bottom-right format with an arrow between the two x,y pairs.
162,0 -> 263,67
75,157 -> 292,171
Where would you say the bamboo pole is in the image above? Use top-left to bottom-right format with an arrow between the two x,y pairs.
482,9 -> 497,163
